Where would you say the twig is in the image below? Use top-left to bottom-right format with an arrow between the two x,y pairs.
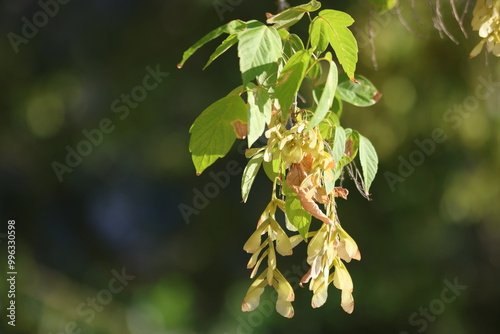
450,0 -> 468,37
368,7 -> 379,71
428,0 -> 445,39
410,0 -> 426,26
396,1 -> 423,37
461,0 -> 472,22
346,163 -> 372,201
435,0 -> 459,44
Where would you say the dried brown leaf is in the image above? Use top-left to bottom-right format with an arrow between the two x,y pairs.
231,120 -> 247,139
287,164 -> 334,226
344,138 -> 354,157
313,186 -> 329,204
334,187 -> 349,200
300,153 -> 314,174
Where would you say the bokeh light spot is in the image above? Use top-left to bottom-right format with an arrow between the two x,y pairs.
26,93 -> 64,138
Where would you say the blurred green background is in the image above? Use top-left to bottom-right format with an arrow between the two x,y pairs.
0,0 -> 499,333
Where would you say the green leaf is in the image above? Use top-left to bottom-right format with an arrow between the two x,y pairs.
247,84 -> 272,147
332,95 -> 343,117
334,128 -> 359,180
242,151 -> 264,202
245,147 -> 264,158
178,20 -> 246,68
307,59 -> 323,85
333,126 -> 346,164
307,53 -> 338,130
275,49 -> 313,119
256,62 -> 279,88
315,93 -> 342,120
278,29 -> 289,39
266,0 -> 322,30
336,73 -> 381,107
237,21 -> 282,84
309,19 -> 329,54
310,10 -> 358,79
359,135 -> 378,195
342,129 -> 360,165
318,111 -> 339,139
189,95 -> 247,175
283,185 -> 311,240
282,33 -> 305,60
203,34 -> 239,70
324,169 -> 336,195
228,85 -> 245,96
263,157 -> 280,181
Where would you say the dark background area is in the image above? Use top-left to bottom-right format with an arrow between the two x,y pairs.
0,0 -> 499,333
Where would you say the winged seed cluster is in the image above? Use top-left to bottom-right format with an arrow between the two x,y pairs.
242,111 -> 362,317
179,1 -> 380,317
471,0 -> 500,57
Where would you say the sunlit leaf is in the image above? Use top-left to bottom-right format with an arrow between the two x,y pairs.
307,53 -> 338,130
189,95 -> 247,175
333,126 -> 346,164
275,49 -> 313,119
247,84 -> 272,147
336,74 -> 381,107
263,156 -> 280,181
282,33 -> 305,59
310,10 -> 358,79
283,184 -> 312,240
358,134 -> 378,195
256,62 -> 279,88
278,29 -> 289,39
242,151 -> 264,202
203,34 -> 239,69
178,20 -> 246,68
266,0 -> 322,30
237,21 -> 282,84
330,125 -> 346,182
318,111 -> 339,140
309,19 -> 329,54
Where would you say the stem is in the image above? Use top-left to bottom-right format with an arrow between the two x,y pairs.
272,176 -> 279,200
305,12 -> 312,48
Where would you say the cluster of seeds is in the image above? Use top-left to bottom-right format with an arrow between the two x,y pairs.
471,0 -> 500,57
242,110 -> 360,317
